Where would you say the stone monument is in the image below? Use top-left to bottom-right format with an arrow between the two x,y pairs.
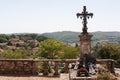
76,6 -> 96,77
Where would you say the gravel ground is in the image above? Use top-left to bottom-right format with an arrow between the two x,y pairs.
115,68 -> 120,80
0,76 -> 61,80
0,69 -> 120,80
0,74 -> 69,80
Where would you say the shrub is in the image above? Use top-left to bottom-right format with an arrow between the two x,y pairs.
97,72 -> 117,80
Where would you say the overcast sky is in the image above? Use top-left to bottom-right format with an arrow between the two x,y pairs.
0,0 -> 120,34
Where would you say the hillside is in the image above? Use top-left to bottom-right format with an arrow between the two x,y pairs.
42,31 -> 120,43
42,31 -> 80,42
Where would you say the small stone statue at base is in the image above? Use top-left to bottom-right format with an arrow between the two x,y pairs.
77,54 -> 96,77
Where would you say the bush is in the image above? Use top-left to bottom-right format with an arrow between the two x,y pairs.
97,72 -> 117,80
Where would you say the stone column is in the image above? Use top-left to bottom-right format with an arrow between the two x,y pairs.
43,61 -> 49,76
54,61 -> 59,76
110,60 -> 115,74
64,62 -> 69,73
106,60 -> 115,74
106,61 -> 110,72
32,61 -> 38,75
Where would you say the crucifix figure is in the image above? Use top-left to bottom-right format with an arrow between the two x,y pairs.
76,6 -> 93,34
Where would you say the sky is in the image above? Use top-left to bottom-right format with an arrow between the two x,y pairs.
0,0 -> 120,34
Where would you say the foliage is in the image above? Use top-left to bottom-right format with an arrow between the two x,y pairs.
42,31 -> 120,43
42,31 -> 80,43
0,33 -> 48,59
0,49 -> 29,59
9,34 -> 17,38
97,72 -> 117,80
40,39 -> 66,59
37,62 -> 44,73
0,38 -> 8,43
98,44 -> 120,64
0,45 -> 8,49
39,39 -> 79,59
60,46 -> 79,59
7,41 -> 12,46
16,33 -> 48,41
0,34 -> 9,43
32,49 -> 41,59
36,35 -> 48,42
27,40 -> 36,48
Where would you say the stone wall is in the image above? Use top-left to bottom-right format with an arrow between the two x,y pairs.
0,59 -> 38,75
0,59 -> 77,76
0,59 -> 115,75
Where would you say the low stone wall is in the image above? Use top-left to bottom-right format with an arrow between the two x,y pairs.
0,59 -> 77,76
0,59 -> 38,75
0,59 -> 115,76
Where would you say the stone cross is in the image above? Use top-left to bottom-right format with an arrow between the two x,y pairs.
76,6 -> 93,34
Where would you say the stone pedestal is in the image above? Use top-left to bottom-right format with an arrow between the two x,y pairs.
79,33 -> 93,58
43,61 -> 49,76
77,33 -> 95,77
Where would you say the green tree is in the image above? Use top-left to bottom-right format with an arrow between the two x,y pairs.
36,35 -> 48,42
7,41 -> 13,46
98,44 -> 120,64
0,48 -> 29,59
28,41 -> 36,48
40,39 -> 66,59
32,49 -> 41,59
60,46 -> 79,59
40,39 -> 80,59
0,34 -> 9,43
9,34 -> 16,38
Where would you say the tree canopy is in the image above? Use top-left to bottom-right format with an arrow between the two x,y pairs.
40,39 -> 66,59
98,44 -> 120,64
39,39 -> 79,59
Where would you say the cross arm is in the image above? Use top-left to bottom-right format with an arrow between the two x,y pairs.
87,13 -> 93,18
76,13 -> 84,18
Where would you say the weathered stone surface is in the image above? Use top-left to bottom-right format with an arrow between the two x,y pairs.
0,59 -> 38,75
0,59 -> 115,76
79,33 -> 93,58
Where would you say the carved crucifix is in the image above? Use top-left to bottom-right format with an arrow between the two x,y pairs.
76,6 -> 93,34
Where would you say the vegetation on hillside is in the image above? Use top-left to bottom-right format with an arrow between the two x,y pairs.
42,31 -> 120,43
0,34 -> 79,59
0,33 -> 48,43
42,31 -> 80,42
0,34 -> 9,43
0,33 -> 48,59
